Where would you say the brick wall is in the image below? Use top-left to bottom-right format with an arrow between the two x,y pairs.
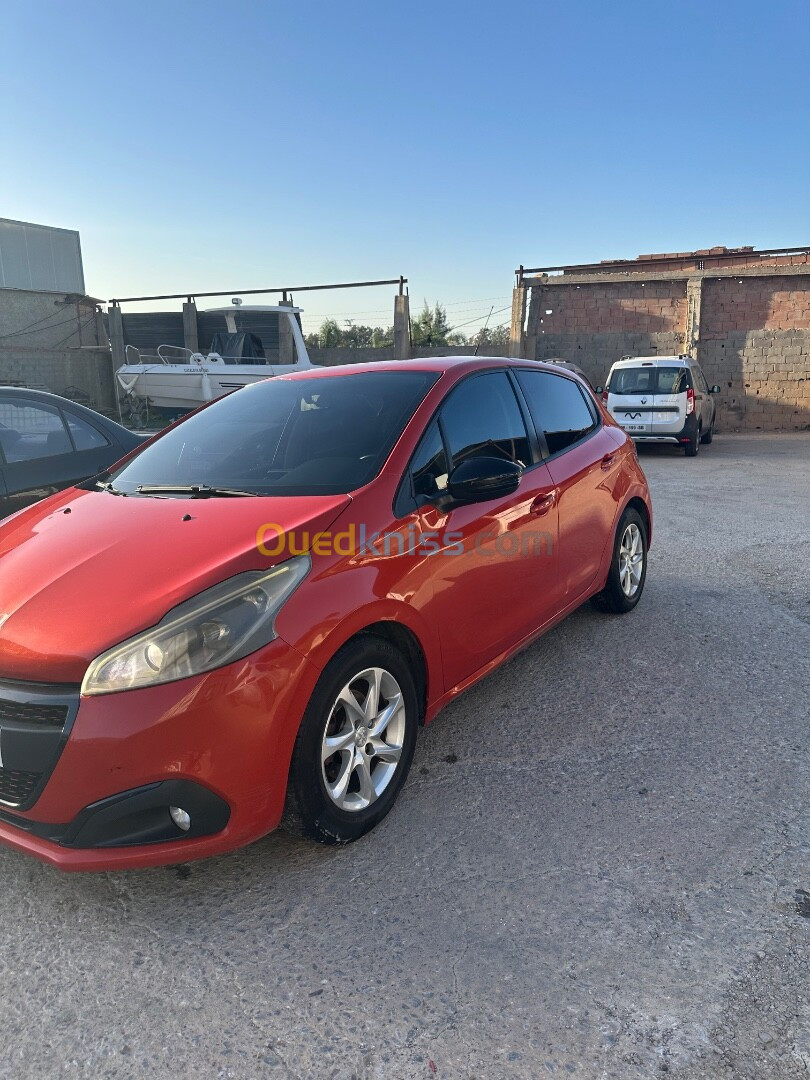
525,270 -> 810,431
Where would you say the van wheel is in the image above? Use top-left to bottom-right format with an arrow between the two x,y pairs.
685,426 -> 700,456
283,635 -> 419,845
700,416 -> 714,444
591,508 -> 648,614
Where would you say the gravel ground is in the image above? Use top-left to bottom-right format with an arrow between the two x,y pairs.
1,433 -> 808,1080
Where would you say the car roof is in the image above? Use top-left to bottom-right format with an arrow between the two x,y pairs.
0,385 -> 134,434
276,356 -> 584,381
610,355 -> 692,369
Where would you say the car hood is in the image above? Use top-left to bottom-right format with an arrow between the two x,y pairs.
0,488 -> 350,683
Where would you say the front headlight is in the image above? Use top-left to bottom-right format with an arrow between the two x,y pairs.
82,555 -> 310,696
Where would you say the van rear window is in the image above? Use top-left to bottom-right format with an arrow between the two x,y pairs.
609,367 -> 692,395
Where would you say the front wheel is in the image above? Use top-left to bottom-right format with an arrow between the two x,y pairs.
283,635 -> 419,845
591,508 -> 648,614
700,415 -> 714,444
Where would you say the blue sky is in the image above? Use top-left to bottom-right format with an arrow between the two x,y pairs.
1,0 -> 808,335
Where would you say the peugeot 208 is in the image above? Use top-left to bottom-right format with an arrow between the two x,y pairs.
0,359 -> 651,869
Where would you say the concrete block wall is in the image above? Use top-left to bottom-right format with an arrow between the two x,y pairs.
308,343 -> 510,367
0,345 -> 116,412
524,271 -> 810,431
697,276 -> 810,430
0,287 -> 116,412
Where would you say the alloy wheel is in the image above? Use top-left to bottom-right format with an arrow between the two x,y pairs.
618,522 -> 644,597
321,667 -> 406,812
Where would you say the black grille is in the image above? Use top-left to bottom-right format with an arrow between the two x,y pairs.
0,768 -> 41,805
0,686 -> 74,808
0,699 -> 67,729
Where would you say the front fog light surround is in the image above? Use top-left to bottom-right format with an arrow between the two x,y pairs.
81,555 -> 310,696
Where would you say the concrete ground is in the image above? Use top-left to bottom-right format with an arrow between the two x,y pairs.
2,433 -> 808,1080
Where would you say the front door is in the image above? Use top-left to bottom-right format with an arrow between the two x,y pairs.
406,372 -> 561,690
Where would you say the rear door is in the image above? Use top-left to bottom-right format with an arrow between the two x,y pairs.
0,396 -> 115,517
651,366 -> 691,435
515,369 -> 618,602
606,364 -> 655,433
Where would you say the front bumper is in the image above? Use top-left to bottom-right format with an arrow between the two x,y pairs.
0,637 -> 319,870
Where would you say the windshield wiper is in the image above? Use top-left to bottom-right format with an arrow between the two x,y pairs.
134,484 -> 256,498
96,480 -> 127,496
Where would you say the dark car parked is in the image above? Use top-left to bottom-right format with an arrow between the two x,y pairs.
0,388 -> 144,519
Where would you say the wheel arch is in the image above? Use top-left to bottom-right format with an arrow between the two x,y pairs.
625,495 -> 651,546
347,621 -> 429,725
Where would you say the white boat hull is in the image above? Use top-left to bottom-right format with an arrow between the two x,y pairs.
116,363 -> 293,411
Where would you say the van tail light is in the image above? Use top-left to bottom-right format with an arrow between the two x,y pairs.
601,388 -> 609,407
686,387 -> 695,416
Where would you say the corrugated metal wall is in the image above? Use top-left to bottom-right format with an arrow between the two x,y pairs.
120,312 -> 185,350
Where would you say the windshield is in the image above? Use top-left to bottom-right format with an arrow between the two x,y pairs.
107,371 -> 440,497
608,366 -> 692,395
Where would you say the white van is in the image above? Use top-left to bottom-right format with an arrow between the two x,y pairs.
601,355 -> 720,456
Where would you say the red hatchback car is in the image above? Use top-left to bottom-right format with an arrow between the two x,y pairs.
0,358 -> 651,870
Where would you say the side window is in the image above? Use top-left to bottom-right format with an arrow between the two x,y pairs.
409,421 -> 449,504
439,373 -> 530,469
0,399 -> 73,463
694,366 -> 709,394
516,371 -> 597,456
64,413 -> 111,450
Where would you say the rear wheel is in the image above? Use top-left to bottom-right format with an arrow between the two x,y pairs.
283,635 -> 419,845
685,425 -> 700,456
591,508 -> 648,614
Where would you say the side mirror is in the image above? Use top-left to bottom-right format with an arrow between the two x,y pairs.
447,456 -> 522,503
595,385 -> 604,395
710,384 -> 721,394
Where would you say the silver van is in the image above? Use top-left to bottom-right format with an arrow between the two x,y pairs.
601,355 -> 721,456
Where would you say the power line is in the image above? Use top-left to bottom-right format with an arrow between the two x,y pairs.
0,306 -> 89,343
449,305 -> 511,331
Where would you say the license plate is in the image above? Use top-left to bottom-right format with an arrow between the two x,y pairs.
622,423 -> 646,432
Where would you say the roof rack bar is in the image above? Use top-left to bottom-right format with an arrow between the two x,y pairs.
109,277 -> 408,305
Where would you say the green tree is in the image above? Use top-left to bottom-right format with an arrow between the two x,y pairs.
317,318 -> 343,348
472,324 -> 510,351
411,301 -> 454,347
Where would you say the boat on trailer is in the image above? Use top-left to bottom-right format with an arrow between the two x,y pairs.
115,306 -> 316,421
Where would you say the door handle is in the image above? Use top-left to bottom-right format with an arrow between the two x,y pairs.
601,453 -> 616,470
530,491 -> 556,516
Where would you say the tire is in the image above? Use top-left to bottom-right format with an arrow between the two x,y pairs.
700,414 -> 714,444
685,425 -> 700,456
283,635 -> 419,845
591,507 -> 648,614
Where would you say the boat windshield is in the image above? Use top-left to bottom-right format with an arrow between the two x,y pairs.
105,370 -> 440,497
